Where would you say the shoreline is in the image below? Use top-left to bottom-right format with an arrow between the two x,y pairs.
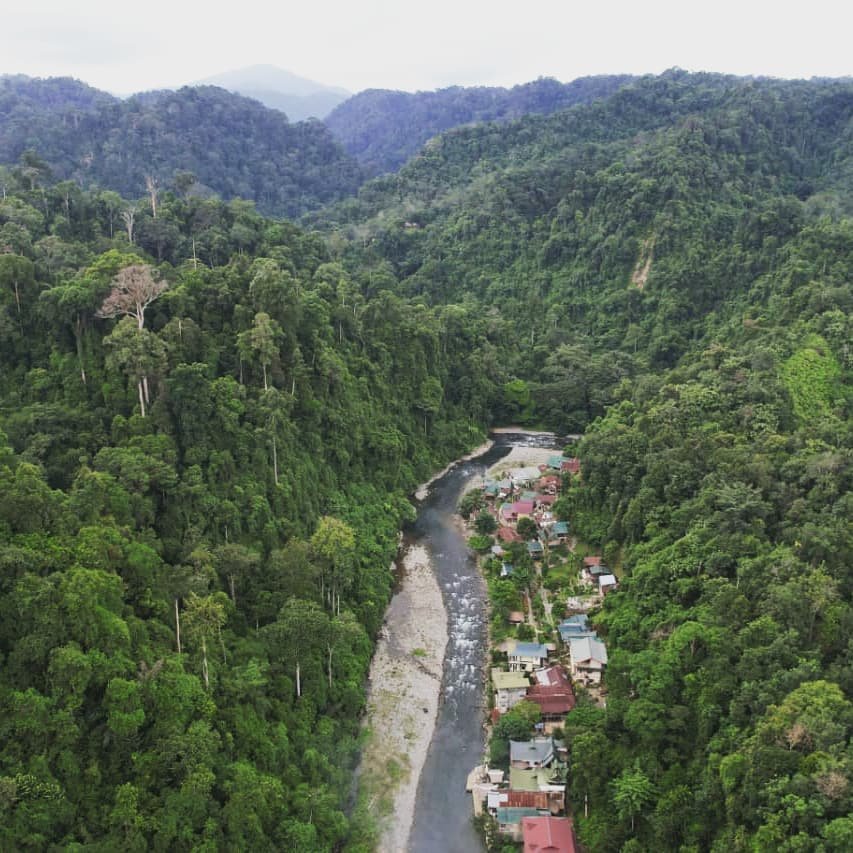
360,543 -> 449,853
358,432 -> 560,851
489,426 -> 558,435
414,439 -> 494,501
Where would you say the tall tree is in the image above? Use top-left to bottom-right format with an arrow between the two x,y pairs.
96,264 -> 168,331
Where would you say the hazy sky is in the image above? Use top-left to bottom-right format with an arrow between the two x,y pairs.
4,0 -> 852,94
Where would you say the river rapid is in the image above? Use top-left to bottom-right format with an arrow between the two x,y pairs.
406,431 -> 561,853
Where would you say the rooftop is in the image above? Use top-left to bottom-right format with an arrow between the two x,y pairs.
492,669 -> 530,691
569,636 -> 608,665
510,737 -> 554,766
497,806 -> 542,825
533,665 -> 572,688
522,815 -> 577,853
511,641 -> 549,659
510,766 -> 565,791
512,466 -> 544,482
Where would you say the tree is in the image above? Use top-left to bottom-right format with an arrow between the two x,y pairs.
213,544 -> 259,606
0,254 -> 35,330
103,318 -> 167,417
414,377 -> 443,432
121,207 -> 135,243
237,312 -> 281,390
310,516 -> 356,615
145,175 -> 159,219
97,264 -> 168,331
517,516 -> 538,539
613,764 -> 656,832
475,510 -> 497,535
262,598 -> 329,698
324,611 -> 365,689
182,592 -> 228,690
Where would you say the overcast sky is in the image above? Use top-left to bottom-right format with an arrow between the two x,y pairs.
4,0 -> 852,95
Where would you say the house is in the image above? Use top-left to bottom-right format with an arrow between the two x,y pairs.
520,490 -> 538,503
496,807 -> 543,841
551,521 -> 570,542
508,610 -> 525,624
598,573 -> 618,594
526,666 -> 576,726
522,815 -> 578,853
561,458 -> 580,475
568,636 -> 608,685
538,475 -> 561,494
489,789 -> 550,814
527,540 -> 544,559
501,500 -> 535,523
498,526 -> 523,544
536,494 -> 557,509
501,562 -> 515,577
483,482 -> 500,500
509,767 -> 567,813
492,668 -> 530,713
557,615 -> 595,644
512,467 -> 543,487
510,737 -> 554,769
546,455 -> 567,471
582,558 -> 609,584
507,640 -> 549,672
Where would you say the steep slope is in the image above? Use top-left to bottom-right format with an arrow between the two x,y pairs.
0,80 -> 364,218
316,71 -> 853,429
317,70 -> 853,850
325,75 -> 634,173
0,68 -> 851,852
0,75 -> 117,168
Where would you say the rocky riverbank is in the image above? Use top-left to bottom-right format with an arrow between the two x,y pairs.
358,544 -> 448,852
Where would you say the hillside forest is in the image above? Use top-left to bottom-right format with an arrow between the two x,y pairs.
0,69 -> 851,851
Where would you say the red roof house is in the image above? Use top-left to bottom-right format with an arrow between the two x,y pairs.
498,526 -> 522,543
561,458 -> 581,475
582,556 -> 602,568
522,816 -> 577,853
526,666 -> 575,720
506,790 -> 550,810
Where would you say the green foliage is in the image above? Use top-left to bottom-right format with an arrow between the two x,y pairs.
0,78 -> 365,218
474,509 -> 497,535
0,173 -> 489,849
781,334 -> 842,422
0,68 -> 852,851
326,75 -> 634,173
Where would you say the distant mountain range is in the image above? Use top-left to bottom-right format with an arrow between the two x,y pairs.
324,75 -> 635,173
193,65 -> 350,121
0,70 -> 637,217
0,75 -> 363,218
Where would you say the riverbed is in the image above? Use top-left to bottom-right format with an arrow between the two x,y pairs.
406,431 -> 562,853
360,431 -> 562,852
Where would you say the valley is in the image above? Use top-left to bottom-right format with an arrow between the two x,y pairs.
0,67 -> 850,852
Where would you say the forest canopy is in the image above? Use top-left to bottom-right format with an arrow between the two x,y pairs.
0,69 -> 851,850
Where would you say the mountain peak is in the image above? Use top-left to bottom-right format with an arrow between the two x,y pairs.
192,65 -> 350,119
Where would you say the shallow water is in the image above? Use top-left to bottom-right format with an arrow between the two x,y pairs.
407,432 -> 561,853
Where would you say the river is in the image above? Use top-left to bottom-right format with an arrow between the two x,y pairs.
407,431 -> 562,853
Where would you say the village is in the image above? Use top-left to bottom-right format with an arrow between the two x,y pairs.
462,450 -> 616,852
